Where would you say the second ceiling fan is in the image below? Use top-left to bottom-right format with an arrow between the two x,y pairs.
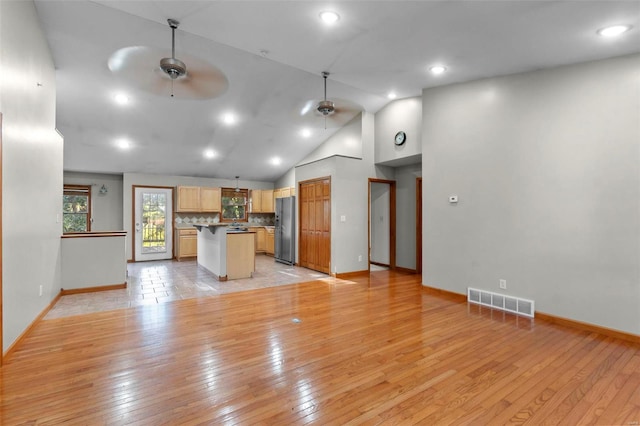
299,72 -> 363,128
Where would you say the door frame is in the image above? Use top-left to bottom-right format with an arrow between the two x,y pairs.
131,185 -> 174,262
0,113 -> 3,365
368,178 -> 396,271
416,177 -> 422,274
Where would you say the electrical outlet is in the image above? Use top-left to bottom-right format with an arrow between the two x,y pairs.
499,279 -> 507,290
358,255 -> 362,262
39,285 -> 43,296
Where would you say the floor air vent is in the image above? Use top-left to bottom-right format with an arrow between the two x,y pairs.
468,287 -> 535,318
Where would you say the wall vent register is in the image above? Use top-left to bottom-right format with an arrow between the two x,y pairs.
467,287 -> 535,318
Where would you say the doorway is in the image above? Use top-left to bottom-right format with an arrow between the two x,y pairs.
368,178 -> 396,271
133,186 -> 173,261
298,177 -> 331,274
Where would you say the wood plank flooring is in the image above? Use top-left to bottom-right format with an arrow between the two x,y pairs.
1,270 -> 639,425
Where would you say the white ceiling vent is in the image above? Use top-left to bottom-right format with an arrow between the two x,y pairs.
468,287 -> 535,318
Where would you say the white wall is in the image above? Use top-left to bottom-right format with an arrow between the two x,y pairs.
297,113 -> 364,166
61,235 -> 127,290
422,54 -> 640,335
293,113 -> 394,273
1,0 -> 64,352
370,182 -> 390,264
375,97 -> 422,165
395,164 -> 421,270
274,167 -> 296,190
122,173 -> 274,260
64,172 -> 124,231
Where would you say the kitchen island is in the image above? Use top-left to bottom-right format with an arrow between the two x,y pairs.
194,224 -> 256,280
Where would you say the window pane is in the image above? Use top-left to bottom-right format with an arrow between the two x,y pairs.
63,195 -> 89,213
141,192 -> 167,253
63,213 -> 88,232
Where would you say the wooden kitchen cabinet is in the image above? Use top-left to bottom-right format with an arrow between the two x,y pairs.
265,227 -> 274,255
261,189 -> 274,213
176,228 -> 197,260
255,227 -> 266,252
177,186 -> 221,212
177,186 -> 200,212
200,187 -> 221,212
250,189 -> 263,213
274,186 -> 295,199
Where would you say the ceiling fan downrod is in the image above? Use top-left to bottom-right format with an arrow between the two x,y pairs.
160,18 -> 186,80
317,71 -> 335,116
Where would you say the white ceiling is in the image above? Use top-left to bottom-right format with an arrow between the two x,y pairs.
34,1 -> 640,182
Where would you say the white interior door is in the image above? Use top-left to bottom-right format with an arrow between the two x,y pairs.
134,187 -> 173,261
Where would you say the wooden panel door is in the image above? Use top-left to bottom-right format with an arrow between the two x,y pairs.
299,177 -> 330,274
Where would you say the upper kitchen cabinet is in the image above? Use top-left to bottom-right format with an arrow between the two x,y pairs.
250,189 -> 274,213
274,187 -> 296,199
176,186 -> 221,212
250,189 -> 263,213
261,189 -> 274,213
177,186 -> 200,212
200,187 -> 221,212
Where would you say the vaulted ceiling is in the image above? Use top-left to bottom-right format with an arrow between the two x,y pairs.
34,1 -> 640,181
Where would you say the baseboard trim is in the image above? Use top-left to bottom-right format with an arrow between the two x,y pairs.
335,270 -> 369,279
424,284 -> 640,343
394,266 -> 417,274
60,282 -> 127,295
3,290 -> 63,363
535,312 -> 640,344
422,285 -> 467,303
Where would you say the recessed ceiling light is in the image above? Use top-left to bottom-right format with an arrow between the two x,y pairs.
222,113 -> 236,125
270,157 -> 282,166
301,128 -> 311,138
597,25 -> 632,37
429,65 -> 447,75
319,11 -> 340,24
204,149 -> 216,159
114,93 -> 129,105
116,138 -> 130,149
387,92 -> 397,99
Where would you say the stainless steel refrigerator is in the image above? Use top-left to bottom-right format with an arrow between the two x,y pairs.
275,196 -> 295,265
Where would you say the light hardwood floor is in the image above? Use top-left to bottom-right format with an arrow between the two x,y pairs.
2,270 -> 639,424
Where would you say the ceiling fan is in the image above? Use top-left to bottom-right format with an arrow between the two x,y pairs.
298,72 -> 363,128
108,19 -> 228,100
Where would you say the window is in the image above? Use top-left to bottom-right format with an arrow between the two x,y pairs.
63,185 -> 91,232
221,187 -> 248,222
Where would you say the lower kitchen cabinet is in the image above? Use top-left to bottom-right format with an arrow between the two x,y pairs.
176,228 -> 197,260
255,227 -> 266,252
266,227 -> 275,255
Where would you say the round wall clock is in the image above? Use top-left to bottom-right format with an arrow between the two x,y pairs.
394,131 -> 407,146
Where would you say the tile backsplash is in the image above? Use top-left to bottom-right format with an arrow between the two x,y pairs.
174,212 -> 274,227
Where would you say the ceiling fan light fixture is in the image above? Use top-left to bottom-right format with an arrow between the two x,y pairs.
317,99 -> 335,115
160,57 -> 186,79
